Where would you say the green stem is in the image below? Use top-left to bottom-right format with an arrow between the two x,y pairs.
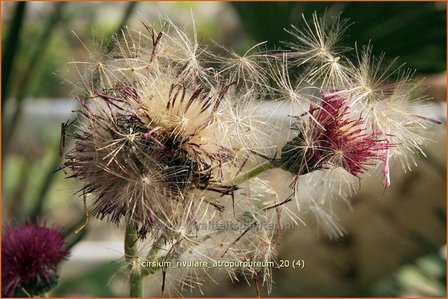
123,160 -> 277,295
105,2 -> 138,54
30,141 -> 61,221
232,160 -> 278,185
142,236 -> 165,276
125,219 -> 143,297
4,3 -> 66,157
2,2 -> 27,108
129,267 -> 143,298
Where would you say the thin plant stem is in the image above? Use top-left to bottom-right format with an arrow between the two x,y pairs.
125,218 -> 143,297
133,161 -> 279,280
129,266 -> 143,297
29,142 -> 62,221
232,160 -> 278,185
120,161 -> 279,292
8,158 -> 31,219
29,1 -> 138,221
4,3 -> 66,156
2,2 -> 27,109
64,218 -> 89,251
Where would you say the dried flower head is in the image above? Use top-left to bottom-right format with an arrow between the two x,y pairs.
64,79 -> 236,234
62,12 -> 439,295
2,223 -> 69,297
64,19 -> 288,294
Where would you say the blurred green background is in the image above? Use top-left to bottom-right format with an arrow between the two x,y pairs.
2,2 -> 446,297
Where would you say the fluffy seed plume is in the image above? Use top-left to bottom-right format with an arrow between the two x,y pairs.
62,13 -> 439,295
283,12 -> 351,90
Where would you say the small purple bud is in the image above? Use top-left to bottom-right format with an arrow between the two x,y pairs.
2,223 -> 69,297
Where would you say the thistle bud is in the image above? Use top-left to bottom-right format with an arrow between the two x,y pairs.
1,223 -> 69,297
280,93 -> 391,177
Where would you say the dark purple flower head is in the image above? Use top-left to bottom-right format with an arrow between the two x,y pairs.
2,223 -> 69,297
281,93 -> 391,177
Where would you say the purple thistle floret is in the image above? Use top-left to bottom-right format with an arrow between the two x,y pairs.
1,223 -> 69,297
281,93 -> 392,178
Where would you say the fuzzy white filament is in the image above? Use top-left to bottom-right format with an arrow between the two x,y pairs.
63,12 -> 438,296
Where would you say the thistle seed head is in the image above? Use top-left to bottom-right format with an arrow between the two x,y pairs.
62,13 -> 439,294
64,79 -> 235,234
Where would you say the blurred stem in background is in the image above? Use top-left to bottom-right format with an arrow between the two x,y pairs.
105,2 -> 138,54
30,2 -> 137,239
3,1 -> 139,248
29,144 -> 62,221
1,1 -> 27,116
6,158 -> 32,219
27,2 -> 139,223
4,3 -> 67,157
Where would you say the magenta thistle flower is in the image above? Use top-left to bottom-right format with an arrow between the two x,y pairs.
281,93 -> 391,177
2,223 -> 69,297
